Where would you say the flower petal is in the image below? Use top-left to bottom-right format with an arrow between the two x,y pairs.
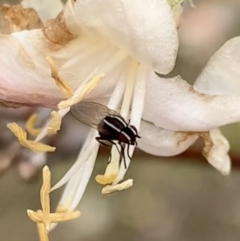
73,0 -> 178,74
0,33 -> 62,106
194,37 -> 240,95
138,120 -> 198,156
0,28 -> 128,106
143,72 -> 240,131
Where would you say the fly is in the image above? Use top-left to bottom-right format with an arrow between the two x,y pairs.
70,101 -> 141,168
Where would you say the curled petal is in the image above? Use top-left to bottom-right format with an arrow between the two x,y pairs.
200,129 -> 231,175
73,0 -> 178,74
143,73 -> 240,131
138,120 -> 198,156
21,0 -> 63,25
2,3 -> 43,32
194,37 -> 240,95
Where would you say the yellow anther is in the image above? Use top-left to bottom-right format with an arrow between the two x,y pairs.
27,210 -> 43,223
28,210 -> 80,223
40,166 -> 51,229
95,174 -> 117,185
46,56 -> 74,98
102,179 -> 133,195
26,111 -> 61,137
27,166 -> 81,241
7,123 -> 55,152
95,145 -> 120,185
47,111 -> 61,135
37,223 -> 49,241
26,113 -> 42,136
58,73 -> 105,109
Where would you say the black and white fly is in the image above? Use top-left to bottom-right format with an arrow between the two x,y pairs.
70,101 -> 141,168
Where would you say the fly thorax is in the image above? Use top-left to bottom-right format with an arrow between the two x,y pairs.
118,130 -> 131,144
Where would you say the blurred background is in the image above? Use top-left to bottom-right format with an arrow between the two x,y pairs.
0,0 -> 240,240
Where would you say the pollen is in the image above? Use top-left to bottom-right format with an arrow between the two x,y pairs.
95,174 -> 117,185
7,123 -> 56,152
27,166 -> 80,241
46,56 -> 74,98
26,113 -> 43,136
95,146 -> 120,185
58,73 -> 105,109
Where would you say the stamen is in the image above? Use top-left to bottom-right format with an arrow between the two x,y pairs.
102,179 -> 133,195
35,108 -> 69,142
96,59 -> 139,187
95,146 -> 119,185
50,70 -> 127,224
7,123 -> 55,152
27,166 -> 80,241
34,69 -> 103,143
46,56 -> 74,98
27,210 -> 80,223
47,111 -> 61,135
40,166 -> 51,229
58,73 -> 105,109
120,60 -> 139,119
36,223 -> 49,241
8,57 -> 72,150
114,65 -> 147,184
26,111 -> 61,137
34,49 -> 128,144
55,147 -> 99,214
26,114 -> 42,136
50,131 -> 97,192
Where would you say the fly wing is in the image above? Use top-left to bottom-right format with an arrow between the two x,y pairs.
70,101 -> 120,130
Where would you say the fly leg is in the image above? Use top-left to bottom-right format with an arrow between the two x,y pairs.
96,137 -> 122,165
117,143 -> 127,169
105,140 -> 125,168
107,142 -> 122,165
126,144 -> 131,160
126,143 -> 137,160
95,136 -> 111,147
95,136 -> 113,164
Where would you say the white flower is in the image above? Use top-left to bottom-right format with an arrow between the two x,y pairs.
0,0 -> 178,222
0,0 -> 240,231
